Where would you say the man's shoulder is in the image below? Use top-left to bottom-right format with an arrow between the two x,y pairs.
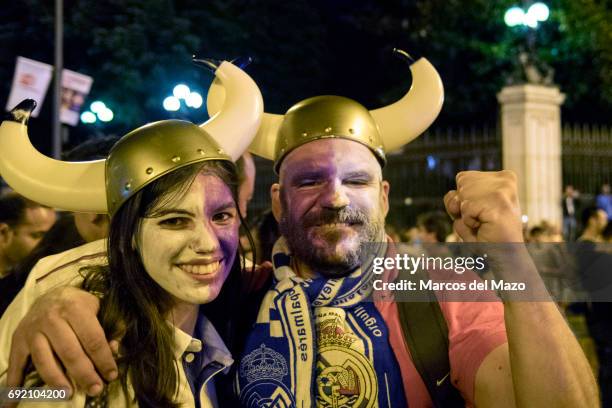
27,239 -> 108,289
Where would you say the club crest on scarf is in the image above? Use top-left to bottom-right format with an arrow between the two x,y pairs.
315,308 -> 378,407
237,238 -> 408,407
239,344 -> 295,408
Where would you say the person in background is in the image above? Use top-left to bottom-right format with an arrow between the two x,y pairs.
0,137 -> 117,317
0,214 -> 84,317
401,225 -> 421,244
0,193 -> 56,278
526,226 -> 567,301
576,206 -> 612,406
415,210 -> 451,243
62,136 -> 117,246
562,185 -> 580,242
596,183 -> 612,221
579,206 -> 608,243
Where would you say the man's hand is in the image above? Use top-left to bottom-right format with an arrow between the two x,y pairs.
444,170 -> 523,243
6,286 -> 117,396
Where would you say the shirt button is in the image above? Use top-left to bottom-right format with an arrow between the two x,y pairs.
184,353 -> 195,363
190,340 -> 202,352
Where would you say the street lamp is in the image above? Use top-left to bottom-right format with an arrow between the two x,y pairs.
80,111 -> 96,124
504,2 -> 549,28
163,96 -> 180,112
527,3 -> 550,22
163,84 -> 203,112
80,100 -> 114,124
503,2 -> 553,85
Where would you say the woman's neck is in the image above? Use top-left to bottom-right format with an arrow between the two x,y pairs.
169,302 -> 199,335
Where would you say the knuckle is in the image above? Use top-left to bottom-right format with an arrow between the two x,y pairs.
85,337 -> 107,354
444,191 -> 456,204
37,368 -> 69,389
500,169 -> 517,180
11,328 -> 24,345
29,348 -> 46,368
455,171 -> 467,184
70,368 -> 99,389
491,190 -> 506,202
54,343 -> 81,363
43,315 -> 66,335
57,301 -> 80,320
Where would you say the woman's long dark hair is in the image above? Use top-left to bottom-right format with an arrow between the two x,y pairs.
81,160 -> 251,407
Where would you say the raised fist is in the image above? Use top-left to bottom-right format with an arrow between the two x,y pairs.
444,170 -> 524,243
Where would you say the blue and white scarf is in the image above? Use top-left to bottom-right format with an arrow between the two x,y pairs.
237,238 -> 407,407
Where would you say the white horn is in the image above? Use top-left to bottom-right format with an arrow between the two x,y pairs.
200,62 -> 263,161
370,57 -> 444,151
207,73 -> 279,160
0,100 -> 107,213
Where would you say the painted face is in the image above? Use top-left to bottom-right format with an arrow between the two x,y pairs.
5,206 -> 56,266
136,173 -> 239,305
275,139 -> 389,277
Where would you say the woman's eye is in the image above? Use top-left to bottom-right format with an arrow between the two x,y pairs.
159,217 -> 189,228
213,212 -> 235,223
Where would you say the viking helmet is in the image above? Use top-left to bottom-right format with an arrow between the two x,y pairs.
0,60 -> 263,215
207,49 -> 444,173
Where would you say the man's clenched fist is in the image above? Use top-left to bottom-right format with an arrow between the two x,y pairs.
444,170 -> 524,243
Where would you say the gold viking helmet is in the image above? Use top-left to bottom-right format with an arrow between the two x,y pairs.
206,49 -> 444,173
0,59 -> 263,215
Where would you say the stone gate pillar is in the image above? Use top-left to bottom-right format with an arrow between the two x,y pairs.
497,84 -> 566,228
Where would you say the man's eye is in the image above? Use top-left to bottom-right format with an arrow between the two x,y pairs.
345,179 -> 369,186
159,217 -> 189,228
298,180 -> 320,187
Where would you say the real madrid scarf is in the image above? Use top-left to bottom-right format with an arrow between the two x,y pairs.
237,238 -> 407,407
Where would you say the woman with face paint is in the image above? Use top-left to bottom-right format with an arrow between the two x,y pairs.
0,58 -> 263,407
79,159 -> 245,407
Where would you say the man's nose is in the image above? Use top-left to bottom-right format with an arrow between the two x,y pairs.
319,180 -> 350,209
190,221 -> 219,253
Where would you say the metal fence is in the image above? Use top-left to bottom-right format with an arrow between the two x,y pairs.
383,125 -> 502,228
248,122 -> 611,229
562,123 -> 612,199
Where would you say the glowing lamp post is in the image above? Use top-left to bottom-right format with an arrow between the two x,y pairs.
80,100 -> 114,124
163,84 -> 203,112
504,3 -> 549,28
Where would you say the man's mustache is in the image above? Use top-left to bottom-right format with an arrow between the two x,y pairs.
302,208 -> 368,228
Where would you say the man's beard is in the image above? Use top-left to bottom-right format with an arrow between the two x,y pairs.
279,200 -> 385,278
